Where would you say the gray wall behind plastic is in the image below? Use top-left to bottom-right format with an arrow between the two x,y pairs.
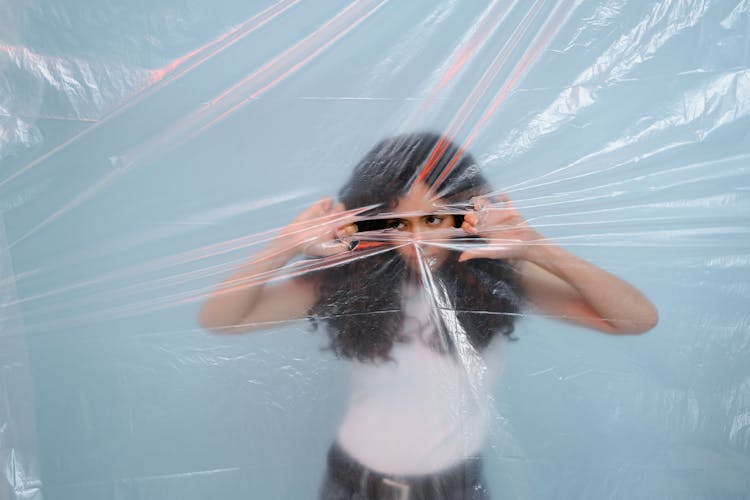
1,0 -> 749,499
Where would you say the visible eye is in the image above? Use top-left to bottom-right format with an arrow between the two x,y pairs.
386,219 -> 406,230
425,215 -> 445,225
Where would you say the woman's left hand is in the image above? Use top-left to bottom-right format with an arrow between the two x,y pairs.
460,195 -> 659,334
458,194 -> 543,262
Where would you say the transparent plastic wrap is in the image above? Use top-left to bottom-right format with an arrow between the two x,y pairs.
1,1 -> 748,499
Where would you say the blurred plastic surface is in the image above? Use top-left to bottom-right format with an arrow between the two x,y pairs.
1,0 -> 749,499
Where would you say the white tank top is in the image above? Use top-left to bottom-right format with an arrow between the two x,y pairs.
336,281 -> 504,475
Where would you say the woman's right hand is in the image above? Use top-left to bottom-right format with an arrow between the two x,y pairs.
199,197 -> 352,333
278,197 -> 359,257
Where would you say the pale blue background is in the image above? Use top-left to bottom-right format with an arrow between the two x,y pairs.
1,1 -> 749,499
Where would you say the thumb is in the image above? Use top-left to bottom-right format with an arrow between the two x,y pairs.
458,245 -> 513,262
316,239 -> 351,257
458,250 -> 479,262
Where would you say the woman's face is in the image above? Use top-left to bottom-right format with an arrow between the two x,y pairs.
383,182 -> 457,271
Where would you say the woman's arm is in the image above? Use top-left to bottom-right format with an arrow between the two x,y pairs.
516,247 -> 658,334
198,198 -> 357,334
459,195 -> 658,334
197,242 -> 317,334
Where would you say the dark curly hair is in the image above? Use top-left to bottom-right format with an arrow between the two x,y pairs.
308,132 -> 524,362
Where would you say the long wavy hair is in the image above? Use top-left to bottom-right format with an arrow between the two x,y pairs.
309,132 -> 524,362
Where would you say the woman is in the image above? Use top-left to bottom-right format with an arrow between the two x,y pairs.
198,132 -> 658,499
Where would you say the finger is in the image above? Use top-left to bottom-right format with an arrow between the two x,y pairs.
335,223 -> 359,240
483,209 -> 514,227
464,211 -> 478,225
496,194 -> 515,211
458,250 -> 484,262
320,240 -> 351,256
297,197 -> 333,221
471,196 -> 489,211
326,235 -> 360,254
459,246 -> 503,261
323,203 -> 364,228
343,223 -> 359,235
304,240 -> 350,257
312,197 -> 333,214
461,221 -> 478,235
458,246 -> 512,262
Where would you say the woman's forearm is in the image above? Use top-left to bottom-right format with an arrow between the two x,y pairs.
198,239 -> 299,331
524,241 -> 659,334
197,197 -> 356,332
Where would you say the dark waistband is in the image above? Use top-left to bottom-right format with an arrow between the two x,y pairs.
326,443 -> 483,498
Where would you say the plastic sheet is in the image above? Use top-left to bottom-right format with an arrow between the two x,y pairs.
1,1 -> 749,499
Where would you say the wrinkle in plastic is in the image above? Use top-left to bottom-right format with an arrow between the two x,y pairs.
1,0 -> 749,499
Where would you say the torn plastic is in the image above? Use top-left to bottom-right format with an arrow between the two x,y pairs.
1,0 -> 749,498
